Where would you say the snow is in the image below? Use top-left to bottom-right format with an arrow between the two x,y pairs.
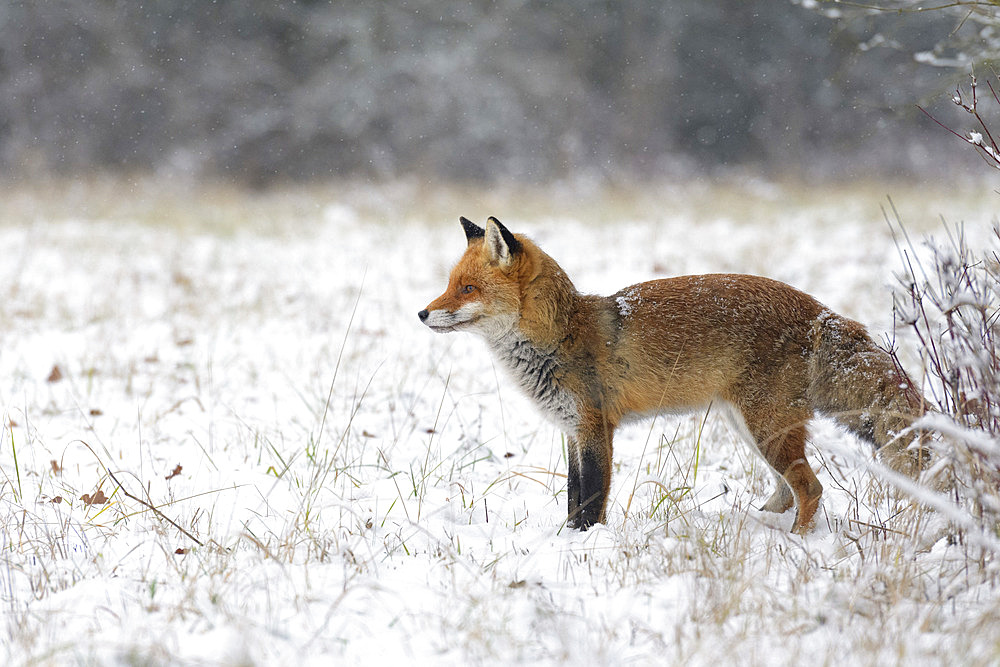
615,287 -> 642,318
2,181 -> 999,665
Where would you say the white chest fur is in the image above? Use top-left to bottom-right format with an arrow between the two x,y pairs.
488,330 -> 579,432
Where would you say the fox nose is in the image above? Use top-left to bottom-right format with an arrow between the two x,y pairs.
418,309 -> 429,322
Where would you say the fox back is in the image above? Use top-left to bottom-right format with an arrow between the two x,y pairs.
419,217 -> 926,534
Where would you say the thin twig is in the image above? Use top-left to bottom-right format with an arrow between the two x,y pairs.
79,440 -> 204,547
106,468 -> 204,547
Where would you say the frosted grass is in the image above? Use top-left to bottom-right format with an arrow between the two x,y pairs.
1,179 -> 998,666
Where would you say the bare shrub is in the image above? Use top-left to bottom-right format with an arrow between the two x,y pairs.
890,214 -> 1000,556
919,73 -> 1000,171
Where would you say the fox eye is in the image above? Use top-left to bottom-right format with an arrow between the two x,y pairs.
461,284 -> 476,294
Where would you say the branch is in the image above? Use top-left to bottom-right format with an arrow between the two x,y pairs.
918,74 -> 1000,170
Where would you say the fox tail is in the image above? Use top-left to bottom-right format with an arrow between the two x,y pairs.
807,311 -> 929,472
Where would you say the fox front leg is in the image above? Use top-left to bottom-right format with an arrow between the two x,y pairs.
567,436 -> 582,520
566,425 -> 613,530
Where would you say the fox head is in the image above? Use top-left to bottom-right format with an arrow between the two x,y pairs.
418,217 -> 527,341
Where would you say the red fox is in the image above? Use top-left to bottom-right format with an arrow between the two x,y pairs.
418,217 -> 926,534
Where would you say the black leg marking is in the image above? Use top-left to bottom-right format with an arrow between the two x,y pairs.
567,438 -> 581,521
569,446 -> 606,530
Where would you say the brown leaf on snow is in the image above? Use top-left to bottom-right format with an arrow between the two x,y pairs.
50,496 -> 63,504
174,548 -> 188,555
165,464 -> 182,481
80,489 -> 108,506
47,365 -> 63,383
50,459 -> 62,475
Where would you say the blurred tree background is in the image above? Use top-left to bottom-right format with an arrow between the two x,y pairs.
0,0 -> 989,186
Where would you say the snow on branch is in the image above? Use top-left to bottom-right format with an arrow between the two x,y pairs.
919,74 -> 1000,170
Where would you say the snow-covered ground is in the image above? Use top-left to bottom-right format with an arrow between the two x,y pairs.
2,178 -> 998,665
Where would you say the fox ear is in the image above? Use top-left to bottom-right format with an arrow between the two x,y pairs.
484,217 -> 521,269
460,216 -> 485,246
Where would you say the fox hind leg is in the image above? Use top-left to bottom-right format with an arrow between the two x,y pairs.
760,470 -> 795,514
724,401 -> 797,517
784,458 -> 823,534
746,413 -> 823,534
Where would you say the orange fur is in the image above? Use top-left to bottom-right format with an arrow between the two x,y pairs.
419,217 -> 926,534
